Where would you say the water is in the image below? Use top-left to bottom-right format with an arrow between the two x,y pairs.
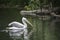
0,8 -> 22,40
0,8 -> 60,40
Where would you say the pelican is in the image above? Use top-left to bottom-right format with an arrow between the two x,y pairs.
7,17 -> 33,40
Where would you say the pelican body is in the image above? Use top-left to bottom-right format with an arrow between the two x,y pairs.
7,17 -> 32,40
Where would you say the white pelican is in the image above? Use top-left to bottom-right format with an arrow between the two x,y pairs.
7,17 -> 33,40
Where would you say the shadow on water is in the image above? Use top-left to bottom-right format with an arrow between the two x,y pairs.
49,16 -> 60,40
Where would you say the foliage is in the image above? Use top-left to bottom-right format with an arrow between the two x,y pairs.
24,0 -> 41,10
0,0 -> 60,9
0,0 -> 29,8
24,0 -> 51,10
48,0 -> 60,7
24,5 -> 32,10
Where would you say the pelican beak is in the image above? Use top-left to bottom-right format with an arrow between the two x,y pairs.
25,19 -> 33,27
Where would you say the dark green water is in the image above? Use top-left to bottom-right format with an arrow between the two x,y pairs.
0,8 -> 60,40
0,8 -> 22,40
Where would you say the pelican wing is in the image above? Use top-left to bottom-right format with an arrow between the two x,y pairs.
8,21 -> 24,28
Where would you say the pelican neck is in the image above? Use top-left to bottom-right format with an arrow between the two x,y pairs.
22,19 -> 27,28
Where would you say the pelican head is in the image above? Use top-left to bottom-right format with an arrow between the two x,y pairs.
22,17 -> 33,27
